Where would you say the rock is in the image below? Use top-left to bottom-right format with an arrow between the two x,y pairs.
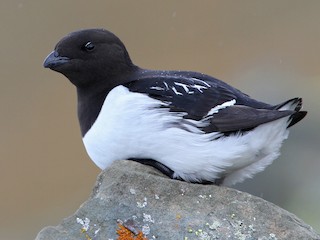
36,160 -> 320,240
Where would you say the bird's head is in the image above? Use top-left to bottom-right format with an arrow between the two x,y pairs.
43,29 -> 137,89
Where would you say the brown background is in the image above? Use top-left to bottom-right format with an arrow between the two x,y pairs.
1,1 -> 319,239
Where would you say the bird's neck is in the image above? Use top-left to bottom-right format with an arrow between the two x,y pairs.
76,86 -> 110,137
75,66 -> 142,137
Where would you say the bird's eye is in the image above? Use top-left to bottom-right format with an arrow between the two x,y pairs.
83,41 -> 95,51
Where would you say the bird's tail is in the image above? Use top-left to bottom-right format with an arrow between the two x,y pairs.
274,98 -> 307,128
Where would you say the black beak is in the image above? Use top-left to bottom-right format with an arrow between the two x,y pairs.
43,51 -> 70,69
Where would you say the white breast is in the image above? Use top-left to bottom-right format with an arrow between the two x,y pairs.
83,85 -> 291,186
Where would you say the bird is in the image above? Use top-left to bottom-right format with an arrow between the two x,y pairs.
43,28 -> 307,186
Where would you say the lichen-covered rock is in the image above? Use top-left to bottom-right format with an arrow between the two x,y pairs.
36,160 -> 320,240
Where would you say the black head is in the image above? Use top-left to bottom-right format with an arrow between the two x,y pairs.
43,29 -> 137,89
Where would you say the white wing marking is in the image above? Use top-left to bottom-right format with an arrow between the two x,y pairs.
174,82 -> 196,95
163,82 -> 169,90
150,86 -> 165,91
174,82 -> 190,93
192,84 -> 207,93
171,86 -> 183,96
206,99 -> 236,116
191,77 -> 211,88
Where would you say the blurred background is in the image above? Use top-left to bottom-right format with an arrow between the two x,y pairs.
1,1 -> 319,239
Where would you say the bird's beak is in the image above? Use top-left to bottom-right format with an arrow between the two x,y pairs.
43,51 -> 70,69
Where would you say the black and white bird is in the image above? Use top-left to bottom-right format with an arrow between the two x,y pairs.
43,29 -> 307,186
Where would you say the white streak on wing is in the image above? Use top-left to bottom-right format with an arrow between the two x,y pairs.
206,99 -> 236,116
150,86 -> 165,91
171,86 -> 183,96
163,82 -> 169,90
174,77 -> 211,93
174,82 -> 190,93
192,84 -> 207,93
191,77 -> 211,87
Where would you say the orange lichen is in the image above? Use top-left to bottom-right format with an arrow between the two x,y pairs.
117,224 -> 148,240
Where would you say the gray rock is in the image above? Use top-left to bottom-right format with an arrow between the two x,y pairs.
36,160 -> 320,240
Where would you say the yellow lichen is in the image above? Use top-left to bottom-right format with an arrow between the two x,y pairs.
80,228 -> 92,240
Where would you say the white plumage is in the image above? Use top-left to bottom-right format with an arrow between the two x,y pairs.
83,85 -> 292,186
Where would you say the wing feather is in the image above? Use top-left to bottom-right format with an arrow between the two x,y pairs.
124,70 -> 291,133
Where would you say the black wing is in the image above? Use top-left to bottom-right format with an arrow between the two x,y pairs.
124,70 -> 294,133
